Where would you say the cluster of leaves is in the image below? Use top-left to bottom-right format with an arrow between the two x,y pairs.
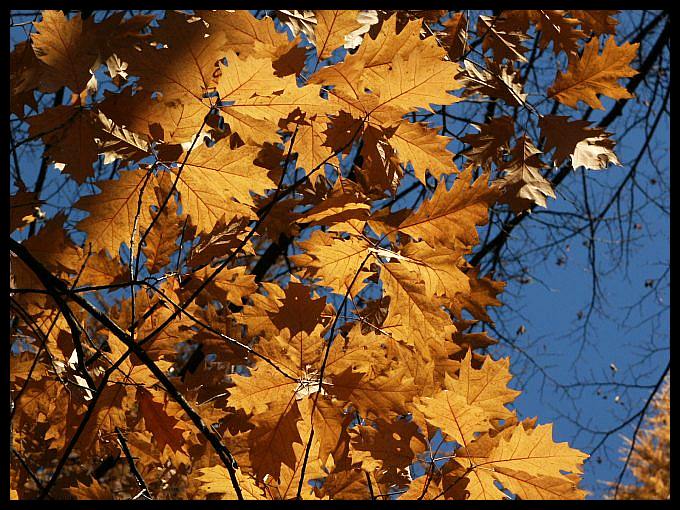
10,9 -> 637,500
610,377 -> 670,500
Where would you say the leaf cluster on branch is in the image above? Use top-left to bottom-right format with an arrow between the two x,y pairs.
10,9 -> 638,500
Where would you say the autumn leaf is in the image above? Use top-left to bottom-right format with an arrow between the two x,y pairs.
31,10 -> 99,93
461,116 -> 515,168
540,115 -> 621,170
74,168 -> 156,256
458,423 -> 589,480
387,121 -> 457,184
478,14 -> 530,63
313,10 -> 363,60
171,143 -> 275,234
571,10 -> 620,35
414,375 -> 490,447
548,36 -> 639,110
293,230 -> 372,296
379,261 -> 455,351
26,105 -> 101,183
137,387 -> 186,453
397,168 -> 499,251
449,266 -> 505,323
196,465 -> 266,500
496,135 -> 555,212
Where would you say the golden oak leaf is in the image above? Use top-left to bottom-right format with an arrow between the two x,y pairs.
400,472 -> 452,500
478,14 -> 530,63
461,116 -> 515,168
16,374 -> 83,452
26,105 -> 100,183
10,353 -> 48,385
458,423 -> 588,481
95,109 -> 151,164
400,338 -> 461,398
74,168 -> 157,256
248,396 -> 303,483
31,11 -> 99,93
75,248 -> 127,288
286,115 -> 334,179
256,325 -> 326,381
349,417 -> 427,485
78,384 -> 136,455
293,230 -> 372,296
571,10 -> 619,35
309,16 -> 443,102
227,363 -> 298,415
451,320 -> 498,351
461,59 -> 528,108
325,325 -> 396,379
269,282 -> 328,337
368,49 -> 462,120
197,10 -> 291,59
300,177 -> 371,231
261,417 -> 326,499
399,241 -> 469,299
171,143 -> 275,235
90,12 -> 154,60
397,169 -> 499,251
236,281 -> 287,338
215,53 -> 337,144
493,468 -> 588,500
104,332 -> 173,388
450,266 -> 504,323
66,478 -> 115,500
330,365 -> 418,419
379,261 -> 455,351
358,15 -> 444,74
227,364 -> 311,484
414,376 -> 490,448
298,395 -> 353,468
14,213 -> 81,279
254,199 -> 301,243
270,36 -> 309,78
548,36 -> 639,110
217,52 -> 295,102
496,135 -> 555,212
387,121 -> 457,184
313,10 -> 363,60
230,81 -> 339,122
99,88 -> 207,145
186,217 -> 252,268
142,185 -> 182,273
447,350 -> 520,422
442,461 -> 507,500
196,465 -> 266,499
441,12 -> 468,61
354,124 -> 404,196
539,115 -> 621,170
137,387 -> 186,453
315,467 -> 372,500
525,10 -> 584,55
127,11 -> 223,104
308,53 -> 371,106
184,265 -> 257,307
